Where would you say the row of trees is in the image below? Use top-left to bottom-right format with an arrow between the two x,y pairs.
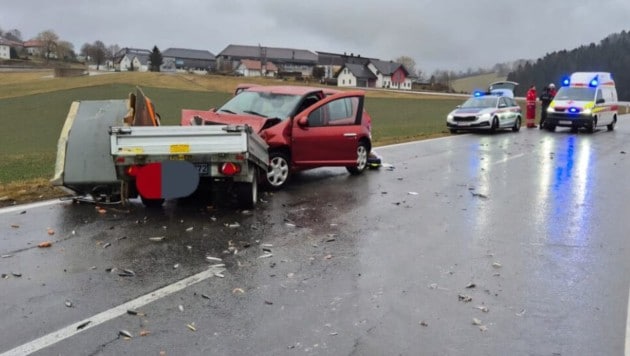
507,30 -> 630,100
0,27 -> 75,61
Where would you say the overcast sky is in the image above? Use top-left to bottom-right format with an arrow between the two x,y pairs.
2,0 -> 629,74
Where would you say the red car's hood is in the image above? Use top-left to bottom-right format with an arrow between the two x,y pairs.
181,109 -> 268,132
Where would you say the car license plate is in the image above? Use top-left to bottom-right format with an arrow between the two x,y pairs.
458,122 -> 471,126
559,120 -> 572,125
195,163 -> 209,175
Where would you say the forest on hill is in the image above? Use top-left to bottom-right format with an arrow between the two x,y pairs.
507,30 -> 630,100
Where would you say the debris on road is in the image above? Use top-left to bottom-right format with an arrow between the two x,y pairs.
465,283 -> 476,289
227,222 -> 240,229
139,330 -> 151,337
148,236 -> 166,242
47,228 -> 55,235
2,254 -> 13,258
201,294 -> 210,299
12,272 -> 22,277
479,325 -> 488,332
65,300 -> 73,308
408,192 -> 419,195
492,262 -> 502,268
185,227 -> 194,232
470,191 -> 488,199
474,305 -> 489,313
516,309 -> 526,317
173,263 -> 180,269
178,305 -> 184,312
10,224 -> 19,228
76,321 -> 91,330
118,330 -> 133,339
186,323 -> 196,332
38,241 -> 52,248
232,288 -> 245,295
127,309 -> 145,316
472,318 -> 482,326
118,269 -> 136,277
206,256 -> 222,262
258,253 -> 273,259
458,294 -> 473,303
264,300 -> 273,305
419,321 -> 428,327
103,242 -> 111,248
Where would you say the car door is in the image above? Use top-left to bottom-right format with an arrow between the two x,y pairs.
291,91 -> 365,166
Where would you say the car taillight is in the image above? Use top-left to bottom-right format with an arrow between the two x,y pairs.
220,162 -> 241,176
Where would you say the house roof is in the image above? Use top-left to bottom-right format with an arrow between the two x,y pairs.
23,40 -> 44,48
163,48 -> 215,60
0,36 -> 21,47
218,44 -> 317,63
239,59 -> 278,71
340,63 -> 377,80
370,59 -> 408,76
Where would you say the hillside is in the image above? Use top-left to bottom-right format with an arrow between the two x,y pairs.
507,30 -> 630,99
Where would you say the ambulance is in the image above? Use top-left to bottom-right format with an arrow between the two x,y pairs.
544,72 -> 618,133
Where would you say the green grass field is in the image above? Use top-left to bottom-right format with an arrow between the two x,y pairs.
0,72 -> 460,185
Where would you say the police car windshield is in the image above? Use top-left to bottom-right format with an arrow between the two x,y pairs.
554,87 -> 596,102
461,97 -> 498,108
218,91 -> 302,120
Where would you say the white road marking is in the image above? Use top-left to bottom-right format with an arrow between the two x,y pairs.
0,199 -> 66,215
0,265 -> 225,356
491,153 -> 525,166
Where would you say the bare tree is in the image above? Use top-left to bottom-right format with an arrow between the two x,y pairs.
6,29 -> 22,41
56,41 -> 74,60
394,55 -> 417,75
92,41 -> 107,70
37,30 -> 59,61
106,44 -> 120,69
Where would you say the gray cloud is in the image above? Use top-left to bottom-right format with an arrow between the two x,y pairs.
1,0 -> 628,73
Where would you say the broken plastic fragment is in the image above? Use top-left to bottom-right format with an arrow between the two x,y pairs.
472,318 -> 482,325
76,320 -> 91,330
492,262 -> 502,268
232,288 -> 245,295
479,325 -> 488,332
148,236 -> 166,242
516,309 -> 526,317
119,330 -> 132,338
65,300 -> 73,308
205,256 -> 222,262
474,305 -> 489,313
465,283 -> 476,289
38,241 -> 52,248
458,294 -> 472,303
419,321 -> 428,327
103,242 -> 111,248
187,323 -> 196,331
12,272 -> 22,277
47,228 -> 55,235
185,227 -> 194,232
258,253 -> 273,259
139,330 -> 150,337
10,224 -> 19,228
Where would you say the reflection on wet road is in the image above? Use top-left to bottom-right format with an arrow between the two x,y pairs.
1,124 -> 630,355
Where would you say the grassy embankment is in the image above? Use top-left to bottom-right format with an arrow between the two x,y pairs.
0,71 -> 461,204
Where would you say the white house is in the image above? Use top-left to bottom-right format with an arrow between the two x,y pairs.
114,48 -> 151,72
0,40 -> 10,60
367,60 -> 412,90
235,59 -> 278,77
336,63 -> 377,88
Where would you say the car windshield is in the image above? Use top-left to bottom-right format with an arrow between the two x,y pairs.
461,97 -> 498,108
554,87 -> 596,101
217,91 -> 302,120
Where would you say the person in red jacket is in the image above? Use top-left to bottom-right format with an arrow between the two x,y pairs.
526,84 -> 537,128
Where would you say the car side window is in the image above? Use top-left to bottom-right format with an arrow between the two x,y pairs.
307,107 -> 325,127
596,89 -> 604,102
327,97 -> 358,126
499,97 -> 507,108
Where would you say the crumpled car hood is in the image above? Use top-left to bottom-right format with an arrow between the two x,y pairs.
181,109 -> 269,132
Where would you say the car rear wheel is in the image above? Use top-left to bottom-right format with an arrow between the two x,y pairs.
265,151 -> 290,190
512,117 -> 521,132
607,116 -> 616,131
346,141 -> 368,175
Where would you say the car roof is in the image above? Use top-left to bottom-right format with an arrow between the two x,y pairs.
245,85 -> 328,96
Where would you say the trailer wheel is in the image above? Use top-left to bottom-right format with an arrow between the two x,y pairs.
141,196 -> 164,208
236,173 -> 258,209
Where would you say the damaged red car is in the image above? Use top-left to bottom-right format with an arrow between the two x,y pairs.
181,85 -> 373,189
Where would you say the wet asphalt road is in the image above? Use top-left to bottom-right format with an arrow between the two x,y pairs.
2,123 -> 630,356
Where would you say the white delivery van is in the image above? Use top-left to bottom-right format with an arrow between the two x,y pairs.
544,72 -> 618,133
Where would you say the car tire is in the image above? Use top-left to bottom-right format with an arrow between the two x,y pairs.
490,117 -> 499,134
449,129 -> 457,134
546,125 -> 556,132
265,151 -> 290,190
346,141 -> 369,175
512,117 -> 521,132
236,175 -> 258,209
607,116 -> 616,131
586,117 -> 597,133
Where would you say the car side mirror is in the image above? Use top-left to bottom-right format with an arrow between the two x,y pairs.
596,98 -> 605,104
297,116 -> 308,126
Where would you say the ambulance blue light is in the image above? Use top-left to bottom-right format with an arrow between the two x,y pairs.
473,91 -> 484,97
562,77 -> 570,86
569,107 -> 579,113
589,77 -> 598,87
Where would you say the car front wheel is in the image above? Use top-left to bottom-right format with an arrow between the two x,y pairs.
346,141 -> 368,175
265,151 -> 290,190
512,117 -> 521,132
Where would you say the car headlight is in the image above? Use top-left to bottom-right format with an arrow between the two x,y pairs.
582,108 -> 591,115
547,107 -> 554,113
447,114 -> 454,120
478,113 -> 491,121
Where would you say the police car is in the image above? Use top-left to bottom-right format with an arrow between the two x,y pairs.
446,89 -> 522,134
544,72 -> 618,133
